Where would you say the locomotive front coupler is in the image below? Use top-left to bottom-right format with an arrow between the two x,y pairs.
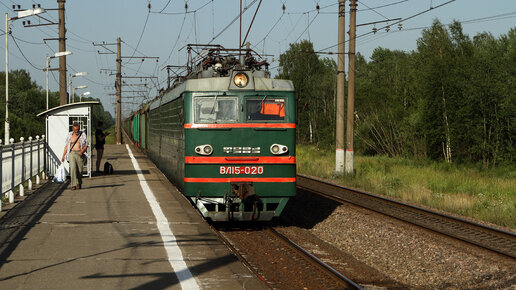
231,182 -> 255,200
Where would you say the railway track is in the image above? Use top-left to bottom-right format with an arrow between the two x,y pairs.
296,174 -> 516,259
213,225 -> 362,289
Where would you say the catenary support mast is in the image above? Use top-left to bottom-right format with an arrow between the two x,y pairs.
345,0 -> 357,174
335,0 -> 346,173
58,0 -> 67,105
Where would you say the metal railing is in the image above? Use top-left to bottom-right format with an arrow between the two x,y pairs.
1,135 -> 46,212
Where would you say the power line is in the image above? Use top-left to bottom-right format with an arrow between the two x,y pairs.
158,0 -> 173,13
358,0 -> 390,20
251,13 -> 285,50
123,4 -> 151,65
208,0 -> 258,44
319,0 -> 457,52
0,1 -> 13,11
162,13 -> 188,66
121,40 -> 148,58
359,0 -> 409,12
288,2 -> 337,14
150,0 -> 212,15
10,35 -> 43,70
293,12 -> 319,44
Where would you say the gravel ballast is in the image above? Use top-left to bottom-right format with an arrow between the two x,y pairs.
280,190 -> 516,288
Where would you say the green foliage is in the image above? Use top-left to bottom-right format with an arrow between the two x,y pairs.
0,69 -> 113,140
81,95 -> 115,129
278,22 -> 515,166
104,126 -> 116,144
277,40 -> 337,146
297,144 -> 516,229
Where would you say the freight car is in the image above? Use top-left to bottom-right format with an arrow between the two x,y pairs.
125,45 -> 295,221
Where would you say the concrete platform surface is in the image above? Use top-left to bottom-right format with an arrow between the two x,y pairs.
0,144 -> 265,289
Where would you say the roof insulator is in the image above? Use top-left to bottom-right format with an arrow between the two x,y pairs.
398,23 -> 402,30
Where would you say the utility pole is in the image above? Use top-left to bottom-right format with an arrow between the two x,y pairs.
58,0 -> 67,105
95,39 -> 157,145
335,0 -> 346,174
345,0 -> 357,175
116,37 -> 122,144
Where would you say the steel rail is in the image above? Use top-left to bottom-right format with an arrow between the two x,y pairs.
296,174 -> 516,259
210,225 -> 273,289
267,228 -> 363,290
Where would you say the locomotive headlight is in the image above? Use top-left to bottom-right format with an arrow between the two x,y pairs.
195,144 -> 213,155
270,144 -> 288,155
203,145 -> 213,154
233,72 -> 248,88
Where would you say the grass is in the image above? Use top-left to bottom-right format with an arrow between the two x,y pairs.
297,144 -> 516,229
104,126 -> 116,145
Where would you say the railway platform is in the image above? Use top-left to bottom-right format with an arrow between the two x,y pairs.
0,143 -> 265,289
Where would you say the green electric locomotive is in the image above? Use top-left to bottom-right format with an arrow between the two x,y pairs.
126,46 -> 296,221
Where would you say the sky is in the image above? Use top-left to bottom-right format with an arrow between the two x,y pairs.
1,0 -> 516,117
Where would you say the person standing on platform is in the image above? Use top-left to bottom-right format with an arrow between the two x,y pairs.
62,122 -> 88,190
95,121 -> 109,173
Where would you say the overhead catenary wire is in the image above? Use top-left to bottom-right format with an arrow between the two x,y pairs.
358,0 -> 390,20
251,13 -> 285,50
123,4 -> 151,65
318,0 -> 458,53
293,11 -> 319,44
208,0 -> 258,44
268,0 -> 459,69
150,0 -> 212,15
161,12 -> 188,67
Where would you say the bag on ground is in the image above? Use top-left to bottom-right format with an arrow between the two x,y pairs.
53,163 -> 66,183
104,161 -> 114,174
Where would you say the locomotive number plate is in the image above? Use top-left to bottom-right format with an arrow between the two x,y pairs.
219,166 -> 264,175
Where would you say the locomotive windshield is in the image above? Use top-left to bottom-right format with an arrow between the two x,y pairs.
246,97 -> 286,121
194,97 -> 238,123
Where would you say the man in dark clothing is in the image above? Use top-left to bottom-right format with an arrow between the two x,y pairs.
95,121 -> 109,173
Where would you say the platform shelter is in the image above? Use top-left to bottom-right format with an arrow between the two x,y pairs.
37,101 -> 100,178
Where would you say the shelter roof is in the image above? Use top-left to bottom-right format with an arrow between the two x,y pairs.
37,101 -> 101,117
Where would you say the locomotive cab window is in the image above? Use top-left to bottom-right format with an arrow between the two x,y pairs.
194,96 -> 238,123
246,97 -> 286,121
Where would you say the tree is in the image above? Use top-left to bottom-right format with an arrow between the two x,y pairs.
277,40 -> 337,146
0,69 -> 114,141
416,20 -> 457,162
354,49 -> 420,157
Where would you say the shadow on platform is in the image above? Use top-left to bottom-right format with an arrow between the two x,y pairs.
93,170 -> 150,177
0,181 -> 68,270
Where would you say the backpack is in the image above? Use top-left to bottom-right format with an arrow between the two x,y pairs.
104,161 -> 114,174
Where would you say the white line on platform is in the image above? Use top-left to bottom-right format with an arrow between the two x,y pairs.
126,144 -> 200,290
